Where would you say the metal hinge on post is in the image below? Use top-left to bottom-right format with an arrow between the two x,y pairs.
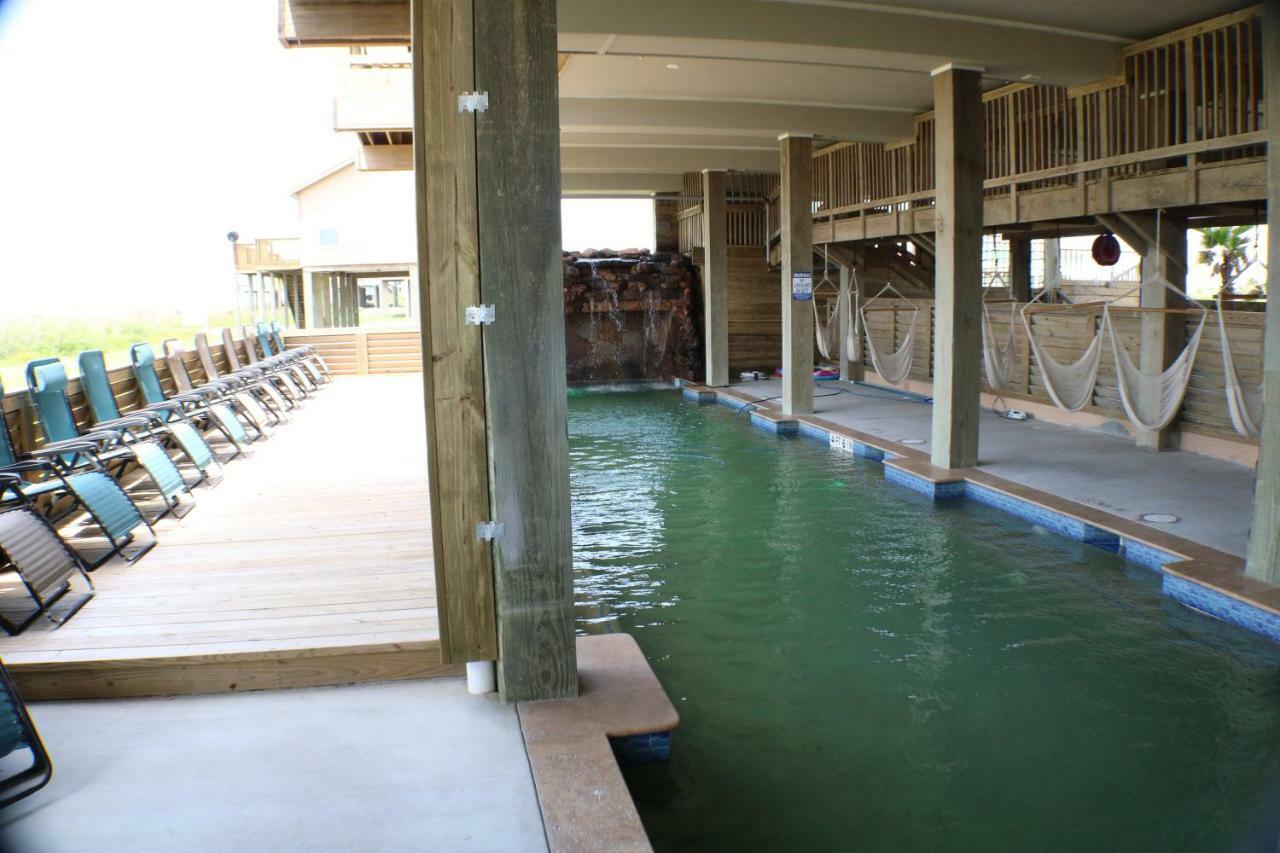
465,304 -> 495,326
476,521 -> 504,542
458,92 -> 490,113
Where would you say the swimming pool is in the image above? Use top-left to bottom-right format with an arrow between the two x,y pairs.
568,390 -> 1280,852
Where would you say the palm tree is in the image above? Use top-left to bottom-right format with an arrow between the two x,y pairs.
1197,226 -> 1253,297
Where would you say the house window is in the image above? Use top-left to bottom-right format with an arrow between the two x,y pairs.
319,228 -> 339,246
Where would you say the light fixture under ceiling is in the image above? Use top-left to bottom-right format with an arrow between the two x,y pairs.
665,63 -> 680,70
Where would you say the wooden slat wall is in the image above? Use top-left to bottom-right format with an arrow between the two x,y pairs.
366,330 -> 425,374
712,247 -> 782,373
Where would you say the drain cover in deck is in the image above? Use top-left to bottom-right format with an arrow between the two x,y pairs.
1140,513 -> 1179,524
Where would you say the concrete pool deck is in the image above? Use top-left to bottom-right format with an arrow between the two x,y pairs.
723,377 -> 1254,557
0,678 -> 549,853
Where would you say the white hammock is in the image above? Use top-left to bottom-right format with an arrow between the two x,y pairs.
840,285 -> 861,363
1020,281 -> 1105,412
981,299 -> 1017,391
1216,295 -> 1262,437
1103,277 -> 1207,433
859,282 -> 919,386
813,291 -> 839,360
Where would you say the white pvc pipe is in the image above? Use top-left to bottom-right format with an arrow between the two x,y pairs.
466,660 -> 496,695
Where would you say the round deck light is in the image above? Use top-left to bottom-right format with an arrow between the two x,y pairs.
1140,513 -> 1179,524
899,438 -> 925,445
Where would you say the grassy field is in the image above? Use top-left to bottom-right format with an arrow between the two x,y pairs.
0,311 -> 240,390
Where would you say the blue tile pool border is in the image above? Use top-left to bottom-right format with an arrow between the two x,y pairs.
609,731 -> 672,765
680,386 -> 1279,646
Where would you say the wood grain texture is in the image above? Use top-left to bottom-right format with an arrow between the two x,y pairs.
930,67 -> 984,470
781,134 -> 815,416
474,0 -> 577,701
701,170 -> 730,387
1245,0 -> 1280,584
412,0 -> 498,663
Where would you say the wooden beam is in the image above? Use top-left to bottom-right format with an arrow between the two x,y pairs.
1245,0 -> 1280,585
1009,237 -> 1031,301
701,170 -> 730,387
780,134 -> 814,415
412,0 -> 498,664
1124,212 -> 1188,451
929,65 -> 984,470
653,192 -> 680,254
474,0 -> 577,700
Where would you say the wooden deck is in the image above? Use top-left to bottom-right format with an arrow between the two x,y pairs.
2,374 -> 457,700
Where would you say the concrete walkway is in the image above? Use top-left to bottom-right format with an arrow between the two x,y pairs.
731,378 -> 1256,557
0,679 -> 547,853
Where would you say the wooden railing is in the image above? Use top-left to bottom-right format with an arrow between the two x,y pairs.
284,329 -> 423,375
235,238 -> 302,271
677,171 -> 780,253
753,8 -> 1267,237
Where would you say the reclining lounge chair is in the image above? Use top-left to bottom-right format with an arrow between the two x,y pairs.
162,338 -> 268,442
25,358 -> 192,521
128,343 -> 247,463
221,328 -> 301,412
0,658 -> 53,807
193,332 -> 287,425
0,381 -> 155,568
73,349 -> 227,483
270,321 -> 330,383
0,499 -> 95,635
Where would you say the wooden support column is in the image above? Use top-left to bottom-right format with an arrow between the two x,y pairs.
701,169 -> 729,387
929,65 -> 985,470
780,134 -> 814,416
1009,238 -> 1032,302
1129,211 -> 1188,451
654,192 -> 680,254
412,0 -> 498,667
415,0 -> 576,701
1247,0 -> 1280,584
303,272 -> 320,329
1043,238 -> 1062,286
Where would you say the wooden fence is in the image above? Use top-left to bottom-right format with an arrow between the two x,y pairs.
0,329 -> 424,459
854,299 -> 1261,444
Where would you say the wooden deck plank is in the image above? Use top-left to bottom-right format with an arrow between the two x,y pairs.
0,375 -> 450,698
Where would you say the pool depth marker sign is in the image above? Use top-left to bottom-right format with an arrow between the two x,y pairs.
791,270 -> 813,301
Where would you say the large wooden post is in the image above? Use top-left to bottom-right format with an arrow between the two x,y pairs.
1009,237 -> 1032,302
303,272 -> 321,329
780,134 -> 814,415
1043,237 -> 1062,286
701,169 -> 729,386
1134,212 -> 1188,451
412,0 -> 498,669
1245,0 -> 1280,584
414,0 -> 576,701
929,65 -> 984,470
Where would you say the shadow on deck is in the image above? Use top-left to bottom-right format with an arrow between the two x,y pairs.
1,374 -> 456,700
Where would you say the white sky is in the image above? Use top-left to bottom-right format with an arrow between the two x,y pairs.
0,0 -> 351,318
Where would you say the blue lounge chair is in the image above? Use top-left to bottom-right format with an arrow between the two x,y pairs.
127,343 -> 246,464
25,358 -> 191,522
72,349 -> 226,484
0,380 -> 155,568
0,658 -> 52,807
0,503 -> 95,634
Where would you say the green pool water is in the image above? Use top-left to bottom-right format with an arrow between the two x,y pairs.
567,390 -> 1280,853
